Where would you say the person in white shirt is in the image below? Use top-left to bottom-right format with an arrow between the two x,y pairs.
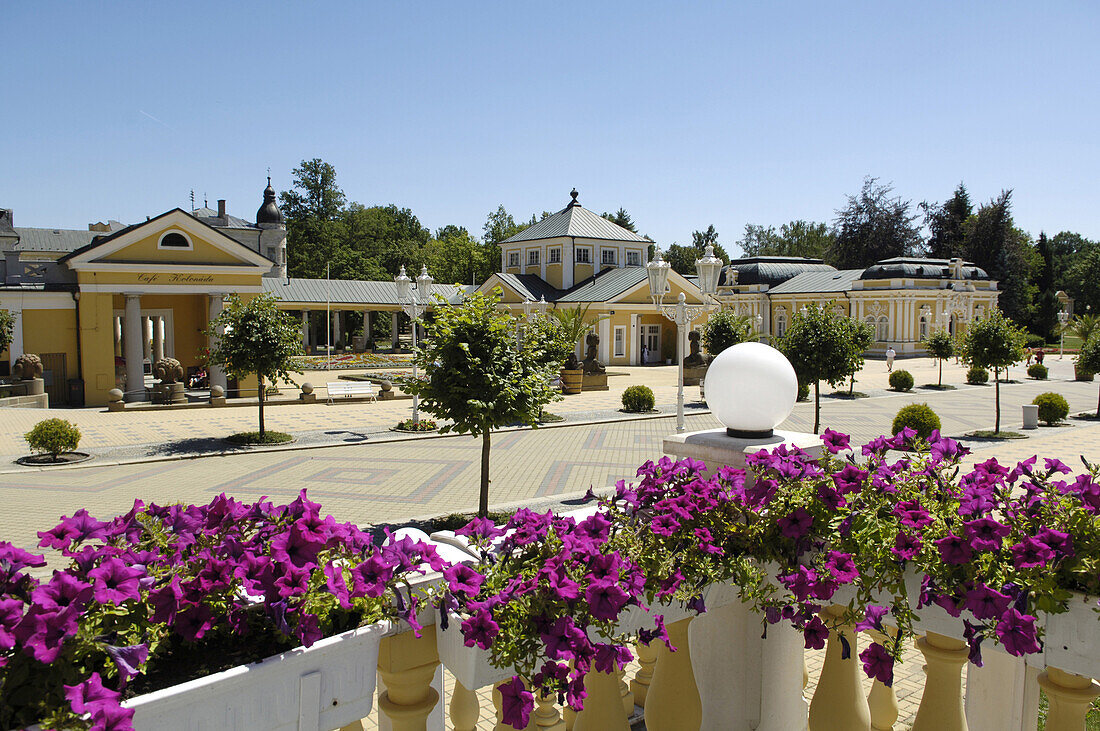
885,346 -> 896,372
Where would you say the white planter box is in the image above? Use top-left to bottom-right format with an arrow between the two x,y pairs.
436,609 -> 513,690
1043,593 -> 1100,678
122,621 -> 388,731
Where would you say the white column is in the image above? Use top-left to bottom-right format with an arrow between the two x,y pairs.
598,317 -> 610,363
391,312 -> 400,350
300,310 -> 310,349
124,295 -> 145,402
152,316 -> 165,363
364,309 -> 372,345
207,294 -> 227,392
629,313 -> 639,365
141,315 -> 152,363
8,308 -> 23,368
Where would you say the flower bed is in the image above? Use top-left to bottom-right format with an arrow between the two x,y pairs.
1,491 -> 443,730
290,353 -> 414,371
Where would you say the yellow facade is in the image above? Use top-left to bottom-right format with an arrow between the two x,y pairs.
100,228 -> 246,265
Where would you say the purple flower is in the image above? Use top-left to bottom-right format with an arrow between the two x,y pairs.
88,558 -> 145,605
175,604 -> 215,641
65,672 -> 120,714
860,643 -> 894,685
825,551 -> 858,583
270,524 -> 324,571
963,518 -> 1010,552
585,579 -> 630,621
31,571 -> 92,613
323,562 -> 352,609
649,513 -> 681,537
1035,528 -> 1074,558
780,566 -> 818,602
0,597 -> 23,650
995,608 -> 1041,656
803,616 -> 829,649
893,500 -> 932,529
855,605 -> 889,633
542,617 -> 586,660
149,575 -> 183,624
38,509 -> 107,550
778,508 -> 813,540
935,535 -> 973,565
1011,538 -> 1055,569
964,584 -> 1011,620
1044,457 -> 1071,475
461,609 -> 499,650
106,643 -> 149,683
456,516 -> 505,542
443,564 -> 484,596
817,485 -> 847,511
89,702 -> 134,731
832,464 -> 868,495
498,676 -> 534,730
593,643 -> 632,673
821,429 -> 851,454
350,552 -> 396,598
891,532 -> 922,561
929,432 -> 966,463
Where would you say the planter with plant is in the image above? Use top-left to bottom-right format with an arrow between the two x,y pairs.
22,418 -> 84,464
395,418 -> 438,432
1077,333 -> 1100,415
2,491 -> 440,731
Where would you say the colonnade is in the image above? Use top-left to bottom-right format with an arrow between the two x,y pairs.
294,309 -> 410,352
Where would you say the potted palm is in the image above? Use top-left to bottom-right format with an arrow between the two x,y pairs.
551,305 -> 604,395
1067,315 -> 1098,381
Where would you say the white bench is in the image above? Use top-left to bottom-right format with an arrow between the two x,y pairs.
326,381 -> 376,404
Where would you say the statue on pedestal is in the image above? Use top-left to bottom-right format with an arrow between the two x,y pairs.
582,331 -> 606,375
683,330 -> 709,368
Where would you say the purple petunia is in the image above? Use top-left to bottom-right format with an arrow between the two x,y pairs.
498,676 -> 534,729
821,429 -> 851,454
995,608 -> 1041,656
824,552 -> 858,584
860,642 -> 894,685
87,558 -> 145,605
891,532 -> 922,561
64,671 -> 121,715
443,564 -> 485,596
803,616 -> 829,650
778,508 -> 813,540
963,584 -> 1011,620
963,518 -> 1010,552
461,609 -> 500,650
1010,538 -> 1055,569
935,535 -> 973,565
585,579 -> 630,621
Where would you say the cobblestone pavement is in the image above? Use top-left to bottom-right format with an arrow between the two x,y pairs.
0,356 -> 1094,728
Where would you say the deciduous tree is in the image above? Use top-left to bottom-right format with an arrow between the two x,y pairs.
961,310 -> 1026,432
1077,333 -> 1100,418
923,329 -> 955,387
702,309 -> 759,356
777,304 -> 863,433
829,177 -> 921,270
921,183 -> 972,260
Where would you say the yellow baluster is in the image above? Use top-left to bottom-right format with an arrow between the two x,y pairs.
449,678 -> 479,731
866,630 -> 899,731
643,617 -> 701,731
616,666 -> 635,717
339,723 -> 365,731
572,668 -> 631,731
377,626 -> 441,731
630,640 -> 657,708
1037,667 -> 1100,731
808,605 -> 871,731
911,632 -> 968,731
534,689 -> 566,731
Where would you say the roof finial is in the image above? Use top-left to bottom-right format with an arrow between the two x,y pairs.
569,188 -> 579,206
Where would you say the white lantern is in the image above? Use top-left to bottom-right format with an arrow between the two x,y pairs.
694,244 -> 723,296
416,265 -> 434,305
705,342 -> 797,436
647,249 -> 671,304
395,265 -> 412,303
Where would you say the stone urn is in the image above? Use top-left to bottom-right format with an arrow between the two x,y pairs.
12,353 -> 45,395
152,358 -> 187,404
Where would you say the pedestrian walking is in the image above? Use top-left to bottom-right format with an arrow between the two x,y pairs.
1036,347 -> 1045,365
885,346 -> 896,372
1025,347 -> 1033,366
641,344 -> 648,365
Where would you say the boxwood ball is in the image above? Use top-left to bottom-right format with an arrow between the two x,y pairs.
705,342 -> 797,433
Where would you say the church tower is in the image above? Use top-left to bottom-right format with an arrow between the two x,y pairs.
256,177 -> 287,279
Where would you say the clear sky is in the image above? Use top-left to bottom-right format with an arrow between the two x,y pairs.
4,1 -> 1098,253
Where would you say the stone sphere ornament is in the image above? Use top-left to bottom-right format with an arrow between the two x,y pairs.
301,382 -> 314,395
705,342 -> 797,437
12,353 -> 43,380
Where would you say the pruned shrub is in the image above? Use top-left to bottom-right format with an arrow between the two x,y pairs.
1033,392 -> 1069,426
1027,363 -> 1048,380
967,366 -> 989,385
1023,333 -> 1047,349
889,369 -> 914,392
797,381 -> 810,402
891,403 -> 942,440
24,418 -> 81,461
622,385 -> 656,413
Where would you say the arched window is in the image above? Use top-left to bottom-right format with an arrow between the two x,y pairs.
877,317 -> 889,342
864,316 -> 876,340
775,310 -> 787,338
919,314 -> 929,340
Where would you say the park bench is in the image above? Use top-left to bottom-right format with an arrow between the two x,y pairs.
326,380 -> 376,404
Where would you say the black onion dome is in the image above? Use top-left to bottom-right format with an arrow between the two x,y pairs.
859,257 -> 989,280
256,176 -> 284,225
720,257 -> 836,287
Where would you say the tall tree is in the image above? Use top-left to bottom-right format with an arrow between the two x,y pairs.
962,191 -> 1036,325
1035,232 -> 1059,341
423,226 -> 492,285
920,183 -> 972,259
829,177 -> 921,270
280,159 -> 348,281
738,222 -> 834,260
961,310 -> 1025,433
601,208 -> 637,233
690,225 -> 731,263
737,224 -> 782,257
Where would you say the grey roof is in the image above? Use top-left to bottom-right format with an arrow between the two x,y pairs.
860,257 -> 989,281
13,227 -> 103,253
555,267 -> 649,303
722,257 -> 837,288
493,273 -> 562,302
768,269 -> 864,295
191,207 -> 257,230
501,198 -> 649,245
263,277 -> 465,306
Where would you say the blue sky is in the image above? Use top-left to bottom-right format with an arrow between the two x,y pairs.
4,1 -> 1098,253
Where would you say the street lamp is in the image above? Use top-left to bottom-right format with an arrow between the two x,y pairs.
1058,309 -> 1069,359
647,244 -> 723,433
395,264 -> 433,424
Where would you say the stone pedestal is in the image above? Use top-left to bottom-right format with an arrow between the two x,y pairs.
683,366 -> 708,387
21,377 -> 44,396
153,382 -> 186,405
663,428 -> 823,474
581,372 -> 609,391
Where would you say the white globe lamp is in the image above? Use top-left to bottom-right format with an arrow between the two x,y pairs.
705,342 -> 797,437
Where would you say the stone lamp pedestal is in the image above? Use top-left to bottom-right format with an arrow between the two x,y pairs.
662,426 -> 824,731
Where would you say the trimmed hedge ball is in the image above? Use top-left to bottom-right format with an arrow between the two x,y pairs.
891,403 -> 942,440
889,370 -> 915,392
1032,392 -> 1069,426
622,385 -> 656,413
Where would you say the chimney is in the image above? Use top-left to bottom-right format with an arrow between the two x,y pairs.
217,199 -> 226,218
0,209 -> 14,233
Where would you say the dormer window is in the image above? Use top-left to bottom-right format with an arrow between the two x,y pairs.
158,231 -> 192,249
626,250 -> 640,266
528,249 -> 540,266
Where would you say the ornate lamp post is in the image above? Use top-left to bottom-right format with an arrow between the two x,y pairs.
1058,310 -> 1069,359
395,264 -> 434,424
647,245 -> 723,433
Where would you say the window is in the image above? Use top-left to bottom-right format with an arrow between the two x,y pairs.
614,326 -> 625,357
549,248 -> 561,264
576,247 -> 591,263
919,314 -> 929,340
528,249 -> 540,266
601,249 -> 617,265
776,316 -> 787,338
626,250 -> 640,266
877,317 -> 889,342
158,230 -> 192,249
508,251 -> 520,267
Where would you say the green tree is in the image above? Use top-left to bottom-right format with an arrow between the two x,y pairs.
737,224 -> 782,257
339,203 -> 431,280
662,228 -> 730,276
738,221 -> 834,260
1035,232 -> 1059,341
921,183 -> 972,259
1066,314 -> 1100,348
690,225 -> 731,264
280,158 -> 348,281
205,294 -> 303,438
1077,333 -> 1100,418
1063,246 -> 1100,314
550,304 -> 605,365
777,303 -> 862,433
601,208 -> 637,233
406,289 -> 563,516
702,309 -> 759,356
923,329 -> 955,387
960,309 -> 1026,432
0,309 -> 13,354
961,191 -> 1036,326
841,317 -> 875,394
829,177 -> 921,270
423,226 -> 491,285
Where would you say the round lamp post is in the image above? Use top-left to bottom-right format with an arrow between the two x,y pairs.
395,265 -> 433,424
706,342 -> 798,437
1058,309 -> 1069,359
647,245 -> 723,432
